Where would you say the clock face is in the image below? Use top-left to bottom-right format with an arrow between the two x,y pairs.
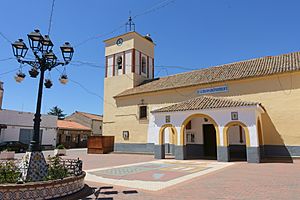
116,38 -> 123,46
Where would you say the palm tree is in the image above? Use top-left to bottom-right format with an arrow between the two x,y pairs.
48,106 -> 66,120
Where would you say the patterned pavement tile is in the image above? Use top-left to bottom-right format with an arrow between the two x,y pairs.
85,160 -> 233,191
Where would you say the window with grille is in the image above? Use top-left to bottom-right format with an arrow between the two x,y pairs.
141,57 -> 147,74
139,106 -> 147,119
186,132 -> 195,143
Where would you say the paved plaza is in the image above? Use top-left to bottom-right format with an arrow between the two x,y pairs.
16,149 -> 300,199
86,160 -> 233,191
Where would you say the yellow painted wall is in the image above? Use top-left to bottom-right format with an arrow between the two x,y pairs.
105,71 -> 300,146
103,73 -> 150,143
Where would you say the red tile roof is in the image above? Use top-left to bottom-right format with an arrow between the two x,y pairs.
152,96 -> 260,113
76,111 -> 103,121
57,120 -> 91,131
116,51 -> 300,98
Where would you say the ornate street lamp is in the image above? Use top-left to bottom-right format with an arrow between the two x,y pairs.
60,42 -> 74,63
40,35 -> 53,53
27,29 -> 44,52
12,39 -> 28,59
11,29 -> 74,182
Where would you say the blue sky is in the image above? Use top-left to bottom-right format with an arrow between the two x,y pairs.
0,0 -> 299,115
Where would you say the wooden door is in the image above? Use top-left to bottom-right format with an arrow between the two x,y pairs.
203,124 -> 217,158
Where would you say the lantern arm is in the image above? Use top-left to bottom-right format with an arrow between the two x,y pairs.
47,60 -> 67,70
17,59 -> 40,68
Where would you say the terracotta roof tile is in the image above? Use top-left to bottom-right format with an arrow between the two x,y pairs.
57,120 -> 91,131
76,111 -> 103,121
152,96 -> 259,113
116,51 -> 300,97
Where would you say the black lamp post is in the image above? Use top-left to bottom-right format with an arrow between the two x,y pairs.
11,29 -> 74,181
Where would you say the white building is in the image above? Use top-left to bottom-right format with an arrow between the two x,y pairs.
0,109 -> 57,149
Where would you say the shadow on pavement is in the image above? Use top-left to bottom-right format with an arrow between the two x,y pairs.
56,184 -> 139,200
261,157 -> 294,163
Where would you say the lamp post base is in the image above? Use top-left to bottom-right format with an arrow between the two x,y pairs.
20,151 -> 48,182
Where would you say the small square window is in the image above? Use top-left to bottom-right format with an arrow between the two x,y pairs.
141,57 -> 147,74
139,106 -> 147,119
186,133 -> 195,143
123,131 -> 129,140
165,115 -> 171,123
231,112 -> 238,120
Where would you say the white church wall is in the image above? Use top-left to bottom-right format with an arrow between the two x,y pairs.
149,106 -> 259,147
107,55 -> 113,77
228,125 -> 246,145
125,51 -> 132,74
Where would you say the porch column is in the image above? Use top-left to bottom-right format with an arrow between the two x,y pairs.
217,126 -> 229,162
174,145 -> 187,160
246,125 -> 261,163
217,146 -> 229,162
154,144 -> 165,159
247,147 -> 260,163
175,125 -> 186,160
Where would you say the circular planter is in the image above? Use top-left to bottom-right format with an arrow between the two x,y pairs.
0,151 -> 15,160
0,172 -> 86,200
54,149 -> 67,156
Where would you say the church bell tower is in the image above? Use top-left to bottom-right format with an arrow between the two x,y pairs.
104,31 -> 155,85
102,18 -> 155,130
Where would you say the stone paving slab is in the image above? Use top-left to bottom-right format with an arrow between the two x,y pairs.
85,160 -> 233,191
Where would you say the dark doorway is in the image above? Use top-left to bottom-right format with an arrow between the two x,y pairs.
76,135 -> 81,147
203,124 -> 217,159
228,125 -> 247,161
58,134 -> 62,144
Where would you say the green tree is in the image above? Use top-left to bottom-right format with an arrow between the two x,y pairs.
48,106 -> 66,120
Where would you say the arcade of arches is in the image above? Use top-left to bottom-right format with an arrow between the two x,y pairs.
154,113 -> 263,163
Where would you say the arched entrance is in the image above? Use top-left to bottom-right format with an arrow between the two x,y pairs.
223,121 -> 250,161
180,114 -> 219,159
155,124 -> 178,159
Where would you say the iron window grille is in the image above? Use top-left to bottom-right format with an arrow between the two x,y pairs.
139,106 -> 147,119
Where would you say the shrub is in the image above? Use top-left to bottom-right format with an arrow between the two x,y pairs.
56,144 -> 65,149
46,156 -> 69,180
0,161 -> 21,184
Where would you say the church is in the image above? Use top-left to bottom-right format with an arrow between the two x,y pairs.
102,30 -> 300,163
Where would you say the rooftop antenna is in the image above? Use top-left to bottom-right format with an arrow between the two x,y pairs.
125,11 -> 135,32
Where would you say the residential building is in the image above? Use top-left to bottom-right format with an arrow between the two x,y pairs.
57,120 -> 91,148
102,31 -> 300,163
0,109 -> 57,149
66,111 -> 103,135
